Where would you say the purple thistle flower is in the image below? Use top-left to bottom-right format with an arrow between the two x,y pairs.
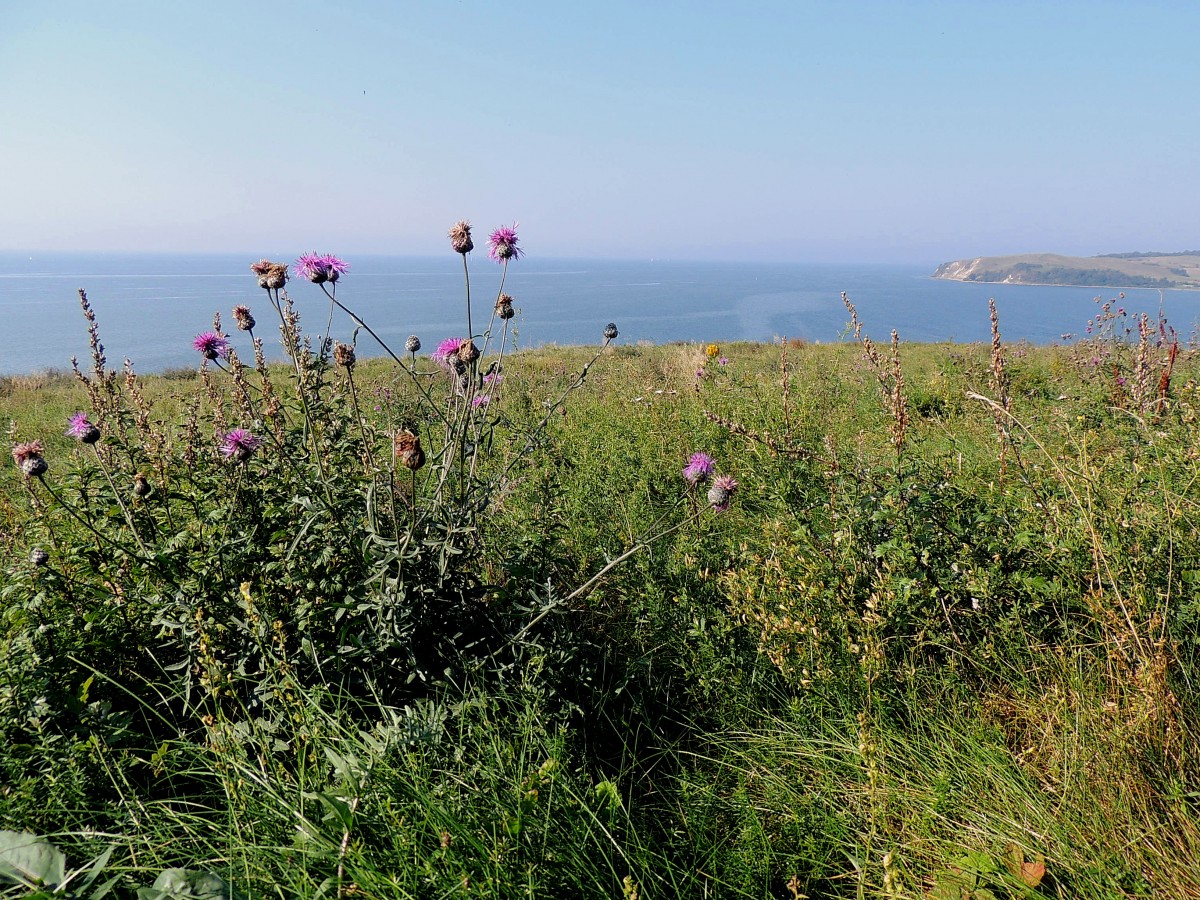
220,428 -> 263,463
483,371 -> 503,385
707,474 -> 738,512
472,394 -> 490,408
682,452 -> 716,485
193,331 -> 229,361
432,337 -> 465,367
718,356 -> 729,366
487,224 -> 523,263
66,412 -> 101,444
295,253 -> 350,284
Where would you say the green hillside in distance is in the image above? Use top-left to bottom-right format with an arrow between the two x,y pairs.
932,251 -> 1200,288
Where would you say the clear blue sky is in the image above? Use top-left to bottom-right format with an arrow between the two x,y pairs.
3,1 -> 1196,263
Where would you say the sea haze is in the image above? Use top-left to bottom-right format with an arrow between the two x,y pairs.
2,252 -> 1198,375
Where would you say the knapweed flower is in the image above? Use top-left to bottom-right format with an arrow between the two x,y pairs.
232,305 -> 256,331
707,475 -> 738,512
193,331 -> 229,361
250,260 -> 289,290
448,220 -> 474,255
11,440 -> 47,478
487,224 -> 522,263
66,412 -> 101,444
682,452 -> 716,485
432,337 -> 464,367
294,253 -> 349,284
483,370 -> 503,385
219,428 -> 262,463
333,341 -> 356,370
29,547 -> 49,567
393,430 -> 425,471
472,394 -> 490,409
405,335 -> 421,354
718,356 -> 729,366
603,323 -> 619,340
495,293 -> 515,320
705,344 -> 720,358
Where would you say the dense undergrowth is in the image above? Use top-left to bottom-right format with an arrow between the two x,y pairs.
1,241 -> 1198,898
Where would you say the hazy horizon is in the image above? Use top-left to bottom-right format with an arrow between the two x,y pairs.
3,2 -> 1196,265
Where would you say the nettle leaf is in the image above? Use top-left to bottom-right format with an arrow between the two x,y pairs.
0,830 -> 66,888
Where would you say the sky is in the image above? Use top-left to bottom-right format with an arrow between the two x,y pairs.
2,0 -> 1197,264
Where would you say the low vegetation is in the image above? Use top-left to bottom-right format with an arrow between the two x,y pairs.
1,238 -> 1198,898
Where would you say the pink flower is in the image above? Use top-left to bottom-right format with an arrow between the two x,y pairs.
220,428 -> 263,463
472,395 -> 490,408
193,332 -> 229,361
682,452 -> 716,485
66,412 -> 101,444
707,475 -> 738,512
487,224 -> 523,263
294,253 -> 349,284
432,337 -> 465,367
718,356 -> 729,366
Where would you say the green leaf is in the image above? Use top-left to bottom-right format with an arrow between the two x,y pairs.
138,867 -> 239,899
0,830 -> 66,888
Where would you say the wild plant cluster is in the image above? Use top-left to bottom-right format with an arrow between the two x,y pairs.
2,249 -> 1199,898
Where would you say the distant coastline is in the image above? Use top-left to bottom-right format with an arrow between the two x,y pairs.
932,251 -> 1200,290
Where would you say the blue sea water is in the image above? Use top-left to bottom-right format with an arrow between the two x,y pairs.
1,252 -> 1198,375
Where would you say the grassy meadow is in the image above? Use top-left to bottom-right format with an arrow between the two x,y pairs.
1,281 -> 1199,899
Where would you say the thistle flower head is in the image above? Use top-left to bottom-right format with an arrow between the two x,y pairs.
472,394 -> 490,409
432,337 -> 464,367
393,430 -> 425,471
133,473 -> 152,497
457,340 -> 479,365
29,547 -> 49,567
487,224 -> 523,263
448,220 -> 474,255
405,335 -> 421,354
250,260 -> 289,289
294,253 -> 349,284
220,428 -> 262,463
718,356 -> 729,366
193,331 -> 230,361
333,341 -> 356,370
496,293 -> 515,320
232,305 -> 256,331
66,412 -> 101,444
603,322 -> 619,341
11,440 -> 47,478
682,452 -> 716,485
707,475 -> 738,512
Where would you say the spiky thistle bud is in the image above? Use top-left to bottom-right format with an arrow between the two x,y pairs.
707,475 -> 738,512
133,473 -> 152,497
405,335 -> 421,354
29,547 -> 49,567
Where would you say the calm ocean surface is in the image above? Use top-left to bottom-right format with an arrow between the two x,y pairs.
2,252 -> 1198,375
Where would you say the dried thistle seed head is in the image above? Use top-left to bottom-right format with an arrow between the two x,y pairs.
133,473 -> 152,497
232,305 -> 256,331
495,293 -> 515,320
393,430 -> 425,471
333,341 -> 356,370
707,475 -> 738,512
448,220 -> 474,255
29,547 -> 49,567
405,334 -> 421,354
12,441 -> 46,478
603,322 -> 618,340
457,340 -> 479,365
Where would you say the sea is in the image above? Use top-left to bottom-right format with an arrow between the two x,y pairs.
2,252 -> 1198,376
